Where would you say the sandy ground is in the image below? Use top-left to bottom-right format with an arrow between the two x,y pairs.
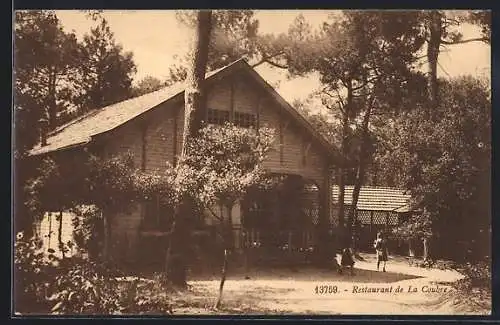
170,253 -> 491,315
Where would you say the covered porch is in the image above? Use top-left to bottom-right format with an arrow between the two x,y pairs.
233,172 -> 335,266
133,171 -> 335,271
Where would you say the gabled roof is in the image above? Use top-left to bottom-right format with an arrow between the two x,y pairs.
28,61 -> 237,156
29,59 -> 339,161
331,185 -> 412,212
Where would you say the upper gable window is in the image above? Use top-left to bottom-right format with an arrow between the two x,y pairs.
207,108 -> 230,125
207,108 -> 257,129
234,111 -> 257,129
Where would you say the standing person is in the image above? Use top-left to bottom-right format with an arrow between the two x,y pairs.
374,231 -> 388,272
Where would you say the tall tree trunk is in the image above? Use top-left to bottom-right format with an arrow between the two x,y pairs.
423,237 -> 429,262
165,196 -> 191,287
423,11 -> 443,260
165,10 -> 212,289
337,81 -> 353,248
181,10 -> 213,144
48,66 -> 58,129
408,238 -> 414,257
426,10 -> 443,114
347,99 -> 373,249
337,146 -> 346,237
347,163 -> 366,250
215,248 -> 229,309
215,204 -> 233,309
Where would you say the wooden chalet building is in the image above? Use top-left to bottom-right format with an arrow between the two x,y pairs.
29,59 -> 343,268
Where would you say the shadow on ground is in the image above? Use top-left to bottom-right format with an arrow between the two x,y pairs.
189,265 -> 422,283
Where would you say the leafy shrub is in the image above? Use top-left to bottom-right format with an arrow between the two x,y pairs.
71,205 -> 103,258
15,233 -> 176,315
453,260 -> 491,292
14,232 -> 55,313
450,260 -> 491,313
46,258 -> 123,314
15,232 -> 122,315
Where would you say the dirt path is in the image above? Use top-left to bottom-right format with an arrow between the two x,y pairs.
173,253 -> 489,315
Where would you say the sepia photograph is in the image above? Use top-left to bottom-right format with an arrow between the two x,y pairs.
12,9 -> 491,316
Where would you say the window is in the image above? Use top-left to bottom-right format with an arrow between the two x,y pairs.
301,143 -> 307,166
207,108 -> 230,125
142,198 -> 174,231
234,111 -> 257,128
206,108 -> 257,129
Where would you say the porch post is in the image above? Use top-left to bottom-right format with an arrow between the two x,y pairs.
370,211 -> 373,232
231,201 -> 242,252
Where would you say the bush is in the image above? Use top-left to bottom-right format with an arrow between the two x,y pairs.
71,205 -> 103,259
15,232 -> 119,314
14,233 -> 55,313
47,265 -> 175,315
46,258 -> 123,314
453,260 -> 491,292
15,233 -> 175,315
448,260 -> 491,314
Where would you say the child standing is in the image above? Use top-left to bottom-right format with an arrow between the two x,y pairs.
339,247 -> 355,275
374,232 -> 388,272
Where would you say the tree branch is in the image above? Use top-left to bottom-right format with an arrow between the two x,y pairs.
263,59 -> 288,69
340,77 -> 351,90
352,75 -> 380,92
441,37 -> 489,45
207,206 -> 224,223
251,51 -> 287,69
321,88 -> 336,100
437,61 -> 451,78
351,91 -> 372,98
334,87 -> 346,109
336,103 -> 345,116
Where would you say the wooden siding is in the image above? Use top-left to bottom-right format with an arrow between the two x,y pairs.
109,205 -> 143,261
232,77 -> 258,114
104,121 -> 143,167
100,73 -> 330,261
207,79 -> 232,112
36,212 -> 76,258
204,73 -> 328,185
101,101 -> 179,262
101,115 -> 143,261
260,101 -> 327,185
143,104 -> 177,171
175,105 -> 184,161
